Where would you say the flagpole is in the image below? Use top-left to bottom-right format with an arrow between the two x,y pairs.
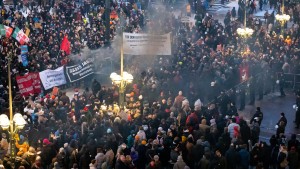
56,50 -> 61,60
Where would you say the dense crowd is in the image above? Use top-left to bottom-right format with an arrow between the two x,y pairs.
0,0 -> 300,169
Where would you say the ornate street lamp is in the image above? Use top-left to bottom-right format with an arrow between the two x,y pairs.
275,0 -> 290,36
110,71 -> 133,109
237,27 -> 254,38
0,52 -> 27,164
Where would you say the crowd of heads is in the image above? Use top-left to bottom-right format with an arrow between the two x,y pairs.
0,0 -> 300,168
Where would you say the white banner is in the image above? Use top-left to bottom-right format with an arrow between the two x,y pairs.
39,66 -> 67,90
123,33 -> 171,55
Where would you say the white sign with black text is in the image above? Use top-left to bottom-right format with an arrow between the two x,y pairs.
123,33 -> 171,56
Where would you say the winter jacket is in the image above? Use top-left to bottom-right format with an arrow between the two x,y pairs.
173,160 -> 186,169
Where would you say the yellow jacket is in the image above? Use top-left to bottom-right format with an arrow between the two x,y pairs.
15,141 -> 29,156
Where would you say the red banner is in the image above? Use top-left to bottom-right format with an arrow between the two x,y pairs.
16,74 -> 34,96
16,73 -> 41,96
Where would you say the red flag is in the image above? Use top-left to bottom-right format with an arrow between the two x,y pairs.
60,35 -> 71,55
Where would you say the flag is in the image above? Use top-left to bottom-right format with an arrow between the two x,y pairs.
21,45 -> 28,54
4,26 -> 13,38
12,27 -> 29,45
0,24 -> 5,36
21,54 -> 28,66
20,45 -> 29,66
60,35 -> 71,55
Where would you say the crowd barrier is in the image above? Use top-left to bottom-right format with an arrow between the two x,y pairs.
277,72 -> 300,89
205,71 -> 300,107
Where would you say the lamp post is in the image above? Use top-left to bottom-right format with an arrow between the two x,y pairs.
0,53 -> 27,165
110,12 -> 133,109
105,0 -> 111,45
237,6 -> 254,53
275,0 -> 290,36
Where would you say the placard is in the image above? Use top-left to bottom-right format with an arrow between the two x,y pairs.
65,58 -> 94,82
123,33 -> 171,55
39,66 -> 67,90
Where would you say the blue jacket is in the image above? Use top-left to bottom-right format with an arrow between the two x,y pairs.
239,148 -> 250,169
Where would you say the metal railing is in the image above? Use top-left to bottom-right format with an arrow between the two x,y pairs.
204,71 -> 300,107
276,72 -> 300,89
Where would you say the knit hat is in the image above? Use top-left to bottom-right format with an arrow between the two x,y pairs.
194,99 -> 202,111
121,143 -> 127,149
154,155 -> 159,161
182,99 -> 189,107
196,139 -> 202,145
54,162 -> 59,167
43,139 -> 50,145
36,156 -> 41,161
210,119 -> 216,126
59,147 -> 64,153
141,140 -> 147,145
177,155 -> 183,162
138,95 -> 143,100
51,95 -> 55,100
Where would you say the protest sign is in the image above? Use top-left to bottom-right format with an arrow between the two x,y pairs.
20,45 -> 29,66
39,66 -> 67,90
65,58 -> 94,82
16,73 -> 41,96
123,33 -> 171,55
16,74 -> 34,96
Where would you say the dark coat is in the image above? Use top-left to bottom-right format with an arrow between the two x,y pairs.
277,151 -> 288,169
238,148 -> 250,169
225,147 -> 240,169
41,144 -> 57,167
213,156 -> 227,169
136,144 -> 148,169
115,159 -> 130,169
288,151 -> 299,169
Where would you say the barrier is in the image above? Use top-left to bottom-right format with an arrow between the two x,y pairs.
204,71 -> 300,107
276,72 -> 300,89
